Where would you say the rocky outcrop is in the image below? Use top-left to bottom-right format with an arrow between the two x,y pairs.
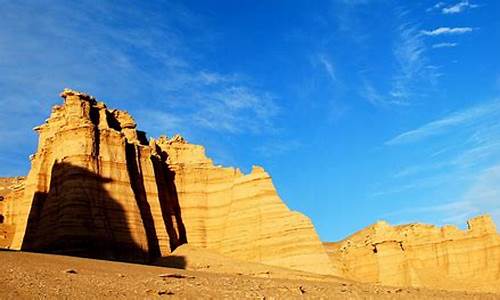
324,215 -> 500,292
3,89 -> 335,275
0,177 -> 24,248
155,138 -> 334,274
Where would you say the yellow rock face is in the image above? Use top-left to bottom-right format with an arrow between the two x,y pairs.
3,89 -> 335,275
324,215 -> 500,292
156,139 -> 334,275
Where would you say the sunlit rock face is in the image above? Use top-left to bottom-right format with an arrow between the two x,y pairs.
2,89 -> 335,275
155,139 -> 335,275
324,215 -> 500,293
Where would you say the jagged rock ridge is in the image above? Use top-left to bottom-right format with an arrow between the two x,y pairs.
3,89 -> 335,275
324,215 -> 500,293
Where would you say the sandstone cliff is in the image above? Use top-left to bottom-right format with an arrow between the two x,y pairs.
2,89 -> 335,275
324,215 -> 500,293
0,177 -> 24,248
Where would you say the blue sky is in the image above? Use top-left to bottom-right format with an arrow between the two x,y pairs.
0,0 -> 499,241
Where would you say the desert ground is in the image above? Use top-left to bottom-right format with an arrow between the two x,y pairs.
1,248 -> 498,299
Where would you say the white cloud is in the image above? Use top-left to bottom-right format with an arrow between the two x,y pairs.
359,7 -> 442,107
337,4 -> 440,107
194,86 -> 279,133
197,71 -> 238,85
0,1 -> 281,175
407,166 -> 500,227
0,2 -> 279,134
318,54 -> 337,82
386,100 -> 500,145
426,2 -> 446,12
442,1 -> 478,14
377,98 -> 500,225
361,81 -> 385,106
432,42 -> 458,48
255,140 -> 302,157
390,22 -> 429,104
421,27 -> 474,36
137,85 -> 279,136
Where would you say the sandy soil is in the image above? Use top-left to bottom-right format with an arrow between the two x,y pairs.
1,250 -> 498,299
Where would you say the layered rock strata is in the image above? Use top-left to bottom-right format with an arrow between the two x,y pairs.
3,89 -> 334,275
324,215 -> 500,292
155,138 -> 333,273
0,177 -> 24,248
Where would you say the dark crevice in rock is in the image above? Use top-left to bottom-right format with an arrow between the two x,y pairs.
125,142 -> 161,261
105,110 -> 122,131
151,148 -> 187,252
89,106 -> 101,172
137,130 -> 148,145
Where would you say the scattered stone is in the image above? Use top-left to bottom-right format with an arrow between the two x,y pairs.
298,285 -> 306,294
158,273 -> 194,279
158,290 -> 175,296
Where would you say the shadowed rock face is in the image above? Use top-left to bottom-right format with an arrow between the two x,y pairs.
324,215 -> 500,293
2,89 -> 335,275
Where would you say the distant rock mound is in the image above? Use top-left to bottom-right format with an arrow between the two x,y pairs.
324,215 -> 500,293
0,177 -> 24,248
1,89 -> 335,275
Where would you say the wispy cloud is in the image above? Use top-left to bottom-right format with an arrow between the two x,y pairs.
318,54 -> 337,82
421,27 -> 474,36
192,86 -> 279,134
385,100 -> 500,145
432,42 -> 458,48
389,165 -> 500,227
389,21 -> 430,104
255,139 -> 302,157
426,2 -> 446,12
376,98 -> 500,227
359,7 -> 440,107
360,80 -> 391,106
0,1 -> 281,175
442,1 -> 478,14
135,86 -> 279,136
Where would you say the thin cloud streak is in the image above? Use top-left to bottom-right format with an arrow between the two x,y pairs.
318,54 -> 337,82
385,165 -> 500,228
390,21 -> 430,104
432,42 -> 458,48
421,27 -> 474,36
426,2 -> 446,12
385,100 -> 500,145
442,1 -> 478,14
359,7 -> 439,107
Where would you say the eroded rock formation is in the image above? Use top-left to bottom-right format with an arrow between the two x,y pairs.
0,177 -> 24,248
2,89 -> 335,275
324,215 -> 500,292
155,138 -> 333,273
